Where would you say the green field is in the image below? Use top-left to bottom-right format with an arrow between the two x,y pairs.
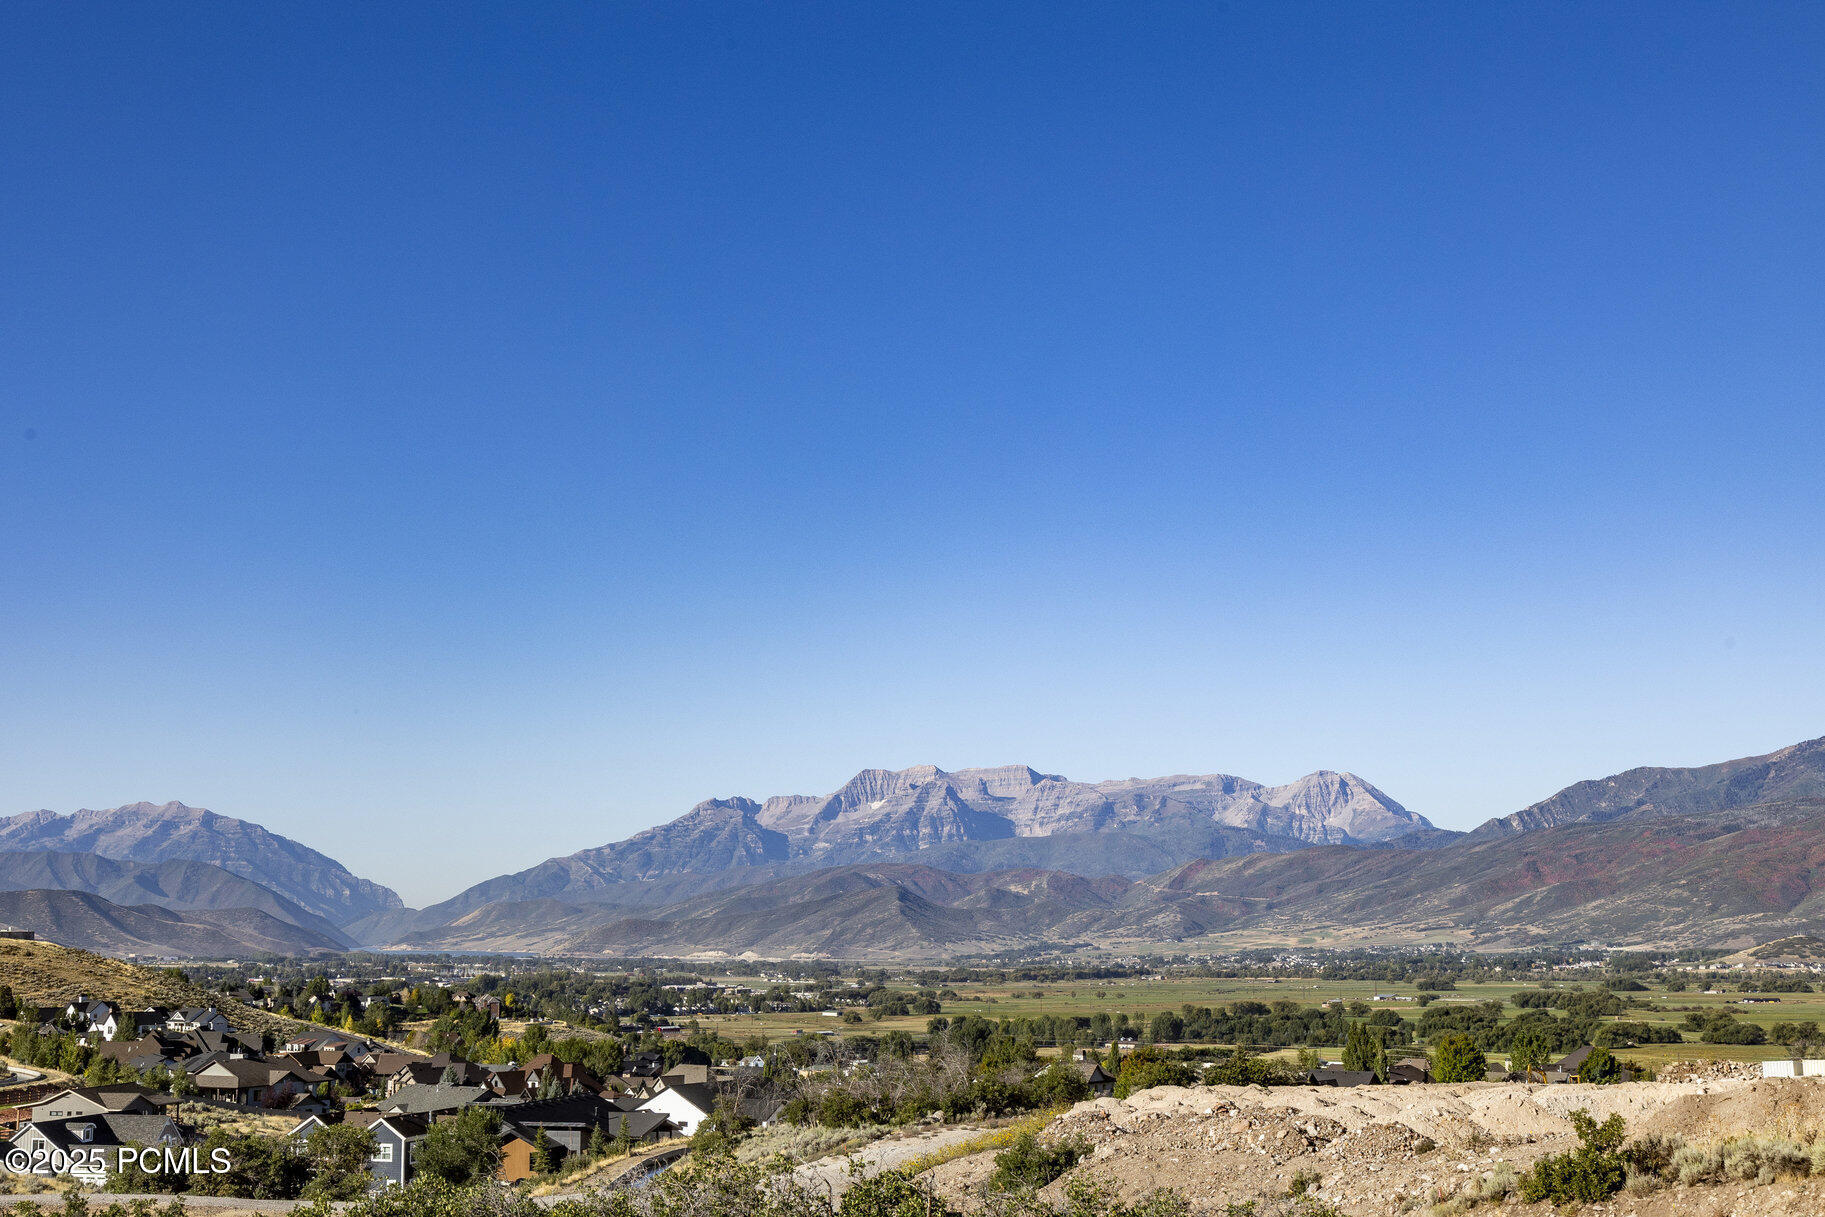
680,972 -> 1825,1064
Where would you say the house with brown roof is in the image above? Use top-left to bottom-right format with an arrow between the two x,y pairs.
193,1059 -> 323,1106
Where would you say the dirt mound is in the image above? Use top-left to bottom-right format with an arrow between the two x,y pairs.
928,1077 -> 1825,1216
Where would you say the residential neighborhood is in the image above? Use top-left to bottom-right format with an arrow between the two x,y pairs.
0,985 -> 806,1194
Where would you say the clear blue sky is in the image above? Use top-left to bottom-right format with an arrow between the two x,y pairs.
3,3 -> 1822,906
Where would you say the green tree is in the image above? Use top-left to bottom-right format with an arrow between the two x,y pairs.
187,1130 -> 310,1199
1507,1025 -> 1549,1082
413,1106 -> 501,1187
1342,1022 -> 1386,1080
1112,1048 -> 1197,1098
1430,1032 -> 1487,1083
1579,1044 -> 1625,1084
302,1123 -> 377,1201
988,1131 -> 1086,1192
529,1128 -> 556,1175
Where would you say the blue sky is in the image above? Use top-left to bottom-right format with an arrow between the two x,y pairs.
3,3 -> 1822,906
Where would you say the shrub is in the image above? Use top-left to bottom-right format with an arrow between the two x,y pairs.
988,1131 -> 1086,1191
1671,1134 -> 1813,1187
1517,1109 -> 1627,1205
1113,1049 -> 1197,1098
1622,1132 -> 1681,1180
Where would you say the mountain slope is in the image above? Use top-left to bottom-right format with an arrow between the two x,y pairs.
395,864 -> 1133,957
0,802 -> 402,926
0,850 -> 354,947
384,800 -> 1825,957
1473,735 -> 1825,837
416,763 -> 1435,931
1107,799 -> 1825,948
0,888 -> 350,957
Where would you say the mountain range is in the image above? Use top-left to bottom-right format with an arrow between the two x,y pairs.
4,735 -> 1824,957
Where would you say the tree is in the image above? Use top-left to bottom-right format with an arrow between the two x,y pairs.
1112,1048 -> 1196,1098
529,1128 -> 556,1175
1342,1022 -> 1387,1080
0,985 -> 17,1019
1148,1011 -> 1184,1044
1431,1032 -> 1486,1083
187,1131 -> 309,1199
414,1106 -> 501,1186
1507,1025 -> 1549,1082
302,1123 -> 377,1201
1579,1044 -> 1625,1084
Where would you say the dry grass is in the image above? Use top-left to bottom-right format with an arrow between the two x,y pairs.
176,1101 -> 308,1138
735,1122 -> 895,1165
900,1108 -> 1067,1176
0,939 -> 300,1037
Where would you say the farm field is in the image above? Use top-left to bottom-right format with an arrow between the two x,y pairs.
678,971 -> 1825,1065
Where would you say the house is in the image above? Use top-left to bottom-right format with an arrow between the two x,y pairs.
496,1110 -> 678,1182
493,1095 -> 680,1181
292,1113 -> 428,1190
121,1009 -> 171,1039
521,1054 -> 604,1097
1388,1058 -> 1432,1085
166,1007 -> 231,1034
636,1082 -> 717,1136
367,1115 -> 430,1190
281,1029 -> 371,1057
1068,1059 -> 1116,1097
9,1114 -> 183,1183
97,1031 -> 189,1072
379,1083 -> 496,1120
193,1059 -> 322,1106
483,1067 -> 530,1099
658,1062 -> 712,1088
31,1087 -> 166,1122
71,1000 -> 122,1041
385,1055 -> 487,1095
1307,1069 -> 1378,1087
635,1082 -> 781,1137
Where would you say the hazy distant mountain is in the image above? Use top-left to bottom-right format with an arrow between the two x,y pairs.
0,850 -> 354,948
396,864 -> 1137,957
415,763 -> 1434,930
388,798 -> 1825,958
0,802 -> 402,927
1471,735 -> 1825,838
0,888 -> 349,957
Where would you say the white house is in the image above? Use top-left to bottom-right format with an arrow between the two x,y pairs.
166,1007 -> 232,1034
635,1082 -> 718,1137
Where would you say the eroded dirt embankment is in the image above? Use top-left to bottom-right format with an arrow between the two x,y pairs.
924,1076 -> 1825,1215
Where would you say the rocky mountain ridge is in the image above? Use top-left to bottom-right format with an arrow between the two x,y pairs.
417,763 -> 1434,925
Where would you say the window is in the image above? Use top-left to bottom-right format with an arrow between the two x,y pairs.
372,1142 -> 394,1162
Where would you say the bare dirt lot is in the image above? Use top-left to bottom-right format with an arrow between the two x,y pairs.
924,1075 -> 1825,1215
